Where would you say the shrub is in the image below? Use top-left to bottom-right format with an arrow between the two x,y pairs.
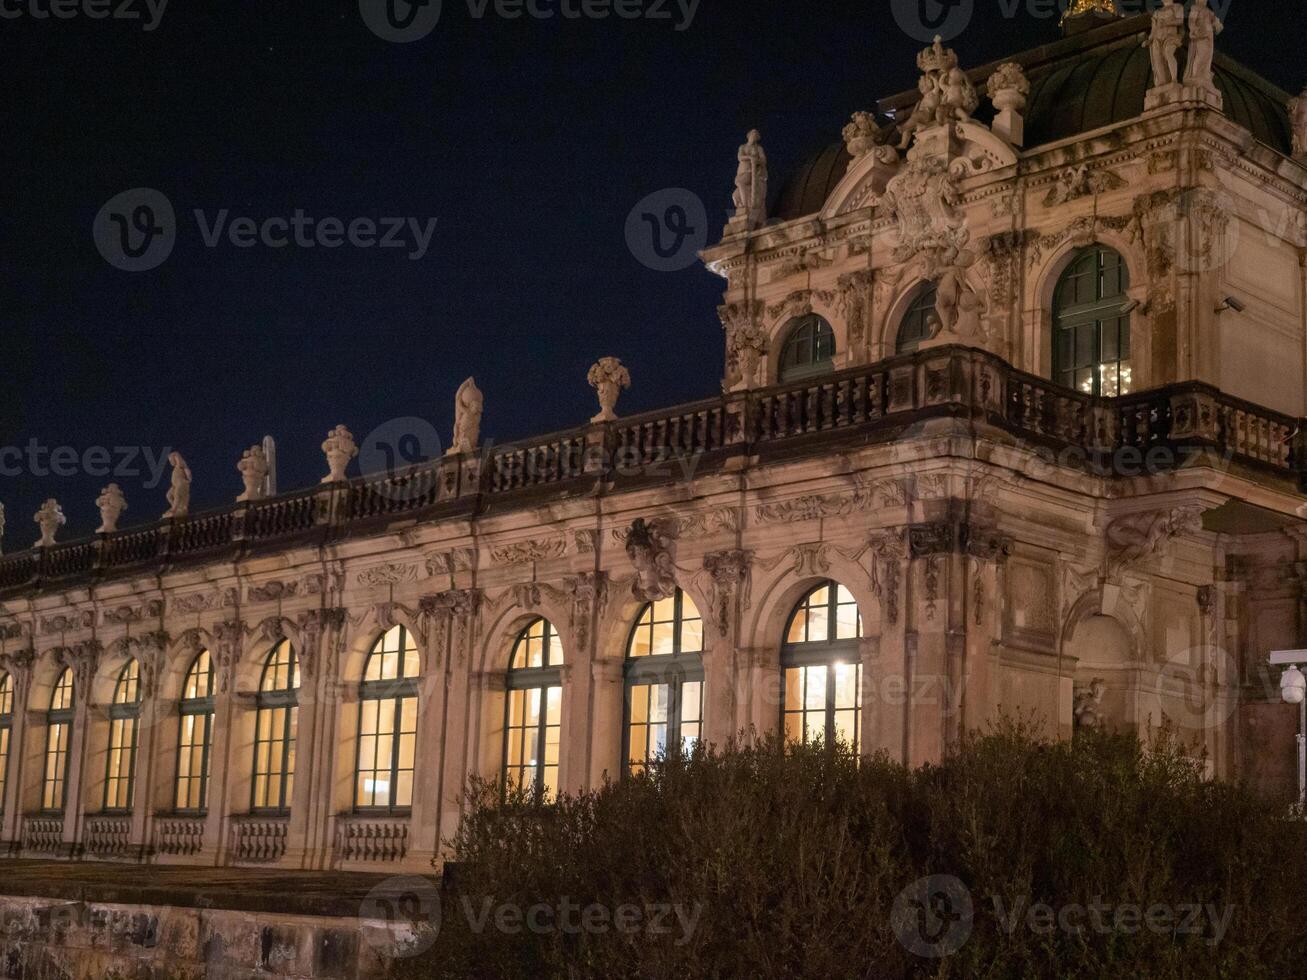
399,724 -> 1307,979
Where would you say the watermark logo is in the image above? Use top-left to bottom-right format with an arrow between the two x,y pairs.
359,0 -> 443,43
625,188 -> 707,272
93,188 -> 176,272
359,416 -> 444,501
0,0 -> 168,30
361,875 -> 442,957
890,0 -> 974,43
94,189 -> 440,270
891,874 -> 974,958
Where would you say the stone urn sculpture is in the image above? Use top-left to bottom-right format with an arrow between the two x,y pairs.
321,424 -> 358,483
34,499 -> 65,548
236,445 -> 270,502
96,484 -> 127,533
588,357 -> 631,423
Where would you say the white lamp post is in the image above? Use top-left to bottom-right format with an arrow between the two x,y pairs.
1271,650 -> 1307,811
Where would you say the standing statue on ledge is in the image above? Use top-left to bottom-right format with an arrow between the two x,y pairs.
1183,0 -> 1223,93
163,452 -> 192,518
96,484 -> 127,533
588,357 -> 631,423
1144,0 -> 1184,89
731,130 -> 768,229
1291,86 -> 1307,161
34,499 -> 65,548
1073,678 -> 1107,732
236,444 -> 270,502
447,377 -> 483,456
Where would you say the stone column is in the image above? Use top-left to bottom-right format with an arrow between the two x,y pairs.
133,633 -> 169,859
904,526 -> 956,767
60,642 -> 101,856
0,649 -> 35,848
562,573 -> 606,794
702,551 -> 753,746
865,530 -> 908,762
407,598 -> 448,869
588,658 -> 624,785
431,590 -> 482,867
297,608 -> 346,870
209,619 -> 247,865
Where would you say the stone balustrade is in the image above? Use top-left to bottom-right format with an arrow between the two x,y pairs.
0,344 -> 1300,599
334,815 -> 409,865
82,814 -> 134,859
228,815 -> 289,864
153,816 -> 205,857
20,816 -> 64,856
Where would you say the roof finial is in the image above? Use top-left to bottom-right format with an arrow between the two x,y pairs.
1060,0 -> 1120,32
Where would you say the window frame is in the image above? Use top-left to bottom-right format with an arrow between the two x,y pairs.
896,281 -> 940,354
42,668 -> 75,814
103,659 -> 142,812
780,582 -> 864,754
777,314 -> 837,384
622,589 -> 706,774
0,673 -> 13,815
353,625 -> 420,814
502,617 -> 564,800
175,649 -> 215,814
1052,244 -> 1132,397
251,640 -> 299,815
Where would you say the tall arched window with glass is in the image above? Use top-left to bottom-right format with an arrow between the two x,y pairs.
43,668 -> 74,811
0,674 -> 12,811
355,625 -> 419,810
1053,245 -> 1132,396
782,582 -> 863,753
896,282 -> 939,354
624,590 -> 704,774
503,618 -> 564,799
777,314 -> 836,383
104,659 -> 142,810
175,650 -> 214,812
253,641 -> 299,813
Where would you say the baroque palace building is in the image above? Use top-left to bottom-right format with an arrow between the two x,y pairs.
1,4 -> 1306,903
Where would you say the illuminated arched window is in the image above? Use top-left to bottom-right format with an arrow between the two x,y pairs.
104,659 -> 142,810
252,641 -> 299,812
43,668 -> 74,811
504,618 -> 564,799
625,589 -> 704,773
355,625 -> 419,810
1053,244 -> 1132,396
782,582 -> 863,752
175,650 -> 214,812
0,673 -> 12,811
778,314 -> 836,383
896,282 -> 939,354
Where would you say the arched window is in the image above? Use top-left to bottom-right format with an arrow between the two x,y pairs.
896,282 -> 939,354
175,650 -> 214,812
43,668 -> 74,811
1053,245 -> 1132,396
104,659 -> 142,810
778,314 -> 836,383
253,640 -> 299,813
782,582 -> 863,752
625,589 -> 704,773
0,673 -> 12,810
504,618 -> 564,799
355,625 -> 419,810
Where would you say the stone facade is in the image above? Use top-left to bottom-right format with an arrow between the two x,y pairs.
0,10 -> 1304,887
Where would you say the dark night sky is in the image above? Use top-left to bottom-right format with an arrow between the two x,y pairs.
2,0 -> 1294,541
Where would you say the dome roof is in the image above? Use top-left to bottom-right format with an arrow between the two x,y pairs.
773,15 -> 1294,222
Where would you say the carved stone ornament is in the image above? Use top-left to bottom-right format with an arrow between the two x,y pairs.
1073,678 -> 1107,731
868,530 -> 907,625
33,499 -> 65,548
163,451 -> 192,518
703,550 -> 753,637
625,517 -> 679,603
321,425 -> 358,483
897,37 -> 978,150
356,563 -> 421,588
1290,86 -> 1307,162
490,537 -> 567,566
1104,507 -> 1203,578
842,111 -> 879,159
1043,164 -> 1126,207
588,357 -> 631,423
719,301 -> 767,391
448,377 -> 484,456
95,484 -> 127,534
236,445 -> 270,502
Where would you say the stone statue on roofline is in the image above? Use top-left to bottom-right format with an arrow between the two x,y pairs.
34,499 -> 65,548
730,130 -> 768,231
96,484 -> 127,533
163,452 -> 192,518
1183,0 -> 1223,95
588,357 -> 631,423
236,444 -> 269,502
1290,86 -> 1307,162
1144,0 -> 1185,89
447,377 -> 483,456
897,36 -> 976,150
321,425 -> 358,483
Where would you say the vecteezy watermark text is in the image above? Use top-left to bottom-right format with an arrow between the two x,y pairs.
93,188 -> 439,272
0,0 -> 167,30
457,896 -> 701,945
359,0 -> 699,43
0,441 -> 172,489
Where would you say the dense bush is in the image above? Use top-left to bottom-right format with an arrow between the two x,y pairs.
402,726 -> 1307,979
